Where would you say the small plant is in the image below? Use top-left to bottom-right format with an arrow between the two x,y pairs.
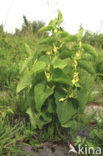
70,111 -> 103,156
0,117 -> 32,156
17,11 -> 97,138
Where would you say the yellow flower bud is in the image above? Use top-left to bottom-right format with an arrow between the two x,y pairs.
54,28 -> 58,33
59,98 -> 66,102
45,72 -> 50,79
46,51 -> 51,55
69,91 -> 74,98
53,46 -> 58,53
75,76 -> 79,82
75,50 -> 81,58
62,88 -> 68,92
74,72 -> 79,78
72,79 -> 76,85
74,59 -> 78,68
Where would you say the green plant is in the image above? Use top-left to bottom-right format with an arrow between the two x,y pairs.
69,110 -> 103,156
17,11 -> 97,139
82,30 -> 103,49
21,15 -> 45,37
0,117 -> 33,156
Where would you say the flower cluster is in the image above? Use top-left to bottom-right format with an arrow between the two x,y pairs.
69,42 -> 82,98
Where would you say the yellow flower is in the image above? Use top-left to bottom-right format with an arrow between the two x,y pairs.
54,28 -> 58,33
74,59 -> 78,68
45,72 -> 50,79
59,98 -> 66,102
53,46 -> 58,53
72,72 -> 79,85
69,91 -> 74,98
62,88 -> 68,92
48,64 -> 50,69
75,50 -> 81,58
72,79 -> 76,85
75,76 -> 79,82
74,72 -> 79,78
46,51 -> 51,55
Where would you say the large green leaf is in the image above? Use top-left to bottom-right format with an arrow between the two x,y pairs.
77,85 -> 88,112
36,113 -> 52,129
59,49 -> 76,59
78,60 -> 95,75
26,108 -> 51,129
48,97 -> 55,113
82,44 -> 97,59
62,120 -> 77,128
39,36 -> 56,46
58,31 -> 69,38
63,34 -> 78,42
34,83 -> 54,112
55,89 -> 77,125
77,28 -> 84,41
19,56 -> 32,74
17,72 -> 32,93
39,25 -> 54,32
37,118 -> 50,129
51,68 -> 72,86
25,43 -> 33,56
39,55 -> 50,64
41,113 -> 52,123
30,61 -> 46,74
26,108 -> 36,129
52,58 -> 67,69
57,10 -> 63,26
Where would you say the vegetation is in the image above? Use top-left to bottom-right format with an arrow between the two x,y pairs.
0,11 -> 103,155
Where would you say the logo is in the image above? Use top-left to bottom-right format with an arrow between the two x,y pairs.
68,144 -> 101,155
68,144 -> 77,154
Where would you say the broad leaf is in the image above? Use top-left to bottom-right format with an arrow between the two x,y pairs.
30,61 -> 46,74
26,108 -> 49,129
34,83 -> 54,112
19,56 -> 32,74
57,10 -> 63,26
78,60 -> 95,75
62,120 -> 77,128
26,108 -> 36,129
36,114 -> 52,129
39,36 -> 56,46
77,85 -> 88,112
51,68 -> 72,85
77,28 -> 84,41
39,55 -> 50,64
17,72 -> 32,93
41,113 -> 52,123
52,58 -> 67,69
55,89 -> 77,125
48,97 -> 55,113
63,34 -> 78,42
39,25 -> 54,32
82,44 -> 97,59
25,43 -> 33,56
59,31 -> 69,38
